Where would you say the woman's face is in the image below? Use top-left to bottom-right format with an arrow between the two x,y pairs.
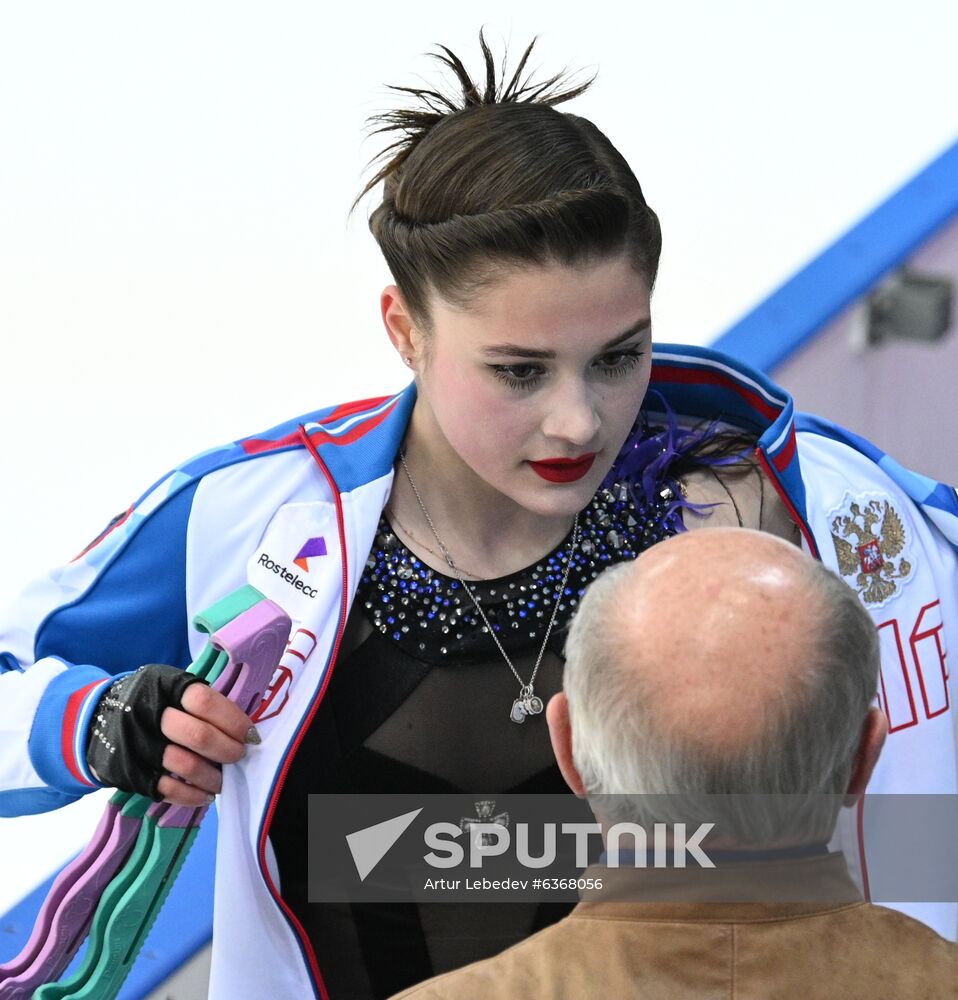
392,253 -> 653,521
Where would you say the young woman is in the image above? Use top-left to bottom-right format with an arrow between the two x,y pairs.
1,31 -> 955,1000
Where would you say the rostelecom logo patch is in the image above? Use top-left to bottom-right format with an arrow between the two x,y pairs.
293,536 -> 328,573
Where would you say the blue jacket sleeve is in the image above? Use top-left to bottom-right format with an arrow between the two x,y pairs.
0,475 -> 200,816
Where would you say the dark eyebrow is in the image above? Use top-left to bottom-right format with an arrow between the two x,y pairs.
480,319 -> 652,360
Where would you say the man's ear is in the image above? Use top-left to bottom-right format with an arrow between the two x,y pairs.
380,285 -> 424,368
844,706 -> 888,805
546,692 -> 588,798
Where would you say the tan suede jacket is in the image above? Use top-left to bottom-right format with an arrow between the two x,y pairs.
390,853 -> 957,999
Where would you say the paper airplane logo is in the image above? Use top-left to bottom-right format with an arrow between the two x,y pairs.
346,808 -> 422,882
293,536 -> 328,572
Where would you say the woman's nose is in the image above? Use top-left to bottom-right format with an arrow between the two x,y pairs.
540,381 -> 601,447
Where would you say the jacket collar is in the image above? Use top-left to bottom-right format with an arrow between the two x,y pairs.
573,850 -> 864,922
299,383 -> 417,493
648,343 -> 813,553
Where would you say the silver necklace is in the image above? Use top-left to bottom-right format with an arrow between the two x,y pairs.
387,509 -> 486,581
398,450 -> 580,724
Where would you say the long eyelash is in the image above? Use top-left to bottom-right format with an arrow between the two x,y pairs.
489,350 -> 644,391
597,350 -> 643,378
490,365 -> 544,390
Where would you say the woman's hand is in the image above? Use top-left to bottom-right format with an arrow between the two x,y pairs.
86,663 -> 260,806
158,682 -> 258,806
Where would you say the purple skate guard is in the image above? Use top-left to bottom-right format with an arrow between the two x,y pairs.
0,593 -> 290,998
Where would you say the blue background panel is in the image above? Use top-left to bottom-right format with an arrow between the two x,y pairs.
714,138 -> 958,372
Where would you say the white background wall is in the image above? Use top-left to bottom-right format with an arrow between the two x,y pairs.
2,0 -> 958,914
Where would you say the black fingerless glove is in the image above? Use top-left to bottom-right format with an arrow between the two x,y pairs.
85,664 -> 209,801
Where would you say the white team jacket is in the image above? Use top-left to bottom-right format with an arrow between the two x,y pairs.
1,344 -> 956,998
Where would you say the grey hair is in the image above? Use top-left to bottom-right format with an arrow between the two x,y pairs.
563,556 -> 881,844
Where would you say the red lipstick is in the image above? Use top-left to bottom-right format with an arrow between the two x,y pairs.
528,454 -> 597,483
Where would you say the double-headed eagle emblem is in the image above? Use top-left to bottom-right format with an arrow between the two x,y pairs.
830,498 -> 912,607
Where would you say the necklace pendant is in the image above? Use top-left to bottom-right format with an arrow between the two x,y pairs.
523,693 -> 544,715
518,684 -> 543,717
399,451 -> 578,730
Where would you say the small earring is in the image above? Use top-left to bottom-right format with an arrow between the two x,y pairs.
403,356 -> 413,367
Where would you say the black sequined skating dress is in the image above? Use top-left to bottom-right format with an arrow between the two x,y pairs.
269,463 -> 683,998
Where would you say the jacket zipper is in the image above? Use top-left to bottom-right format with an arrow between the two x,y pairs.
255,425 -> 354,1000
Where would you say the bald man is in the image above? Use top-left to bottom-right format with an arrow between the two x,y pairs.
392,528 -> 956,999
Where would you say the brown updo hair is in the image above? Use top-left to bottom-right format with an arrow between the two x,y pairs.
354,30 -> 662,329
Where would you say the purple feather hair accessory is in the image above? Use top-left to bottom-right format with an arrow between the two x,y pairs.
602,391 -> 751,532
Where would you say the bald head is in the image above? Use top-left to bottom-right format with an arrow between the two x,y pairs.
559,526 -> 882,813
606,528 -> 823,754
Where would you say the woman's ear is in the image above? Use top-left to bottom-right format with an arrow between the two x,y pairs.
381,285 -> 424,368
